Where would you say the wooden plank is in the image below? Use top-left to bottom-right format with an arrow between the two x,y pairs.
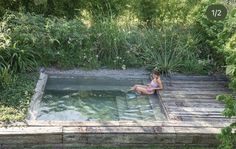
118,121 -> 232,128
118,121 -> 164,127
162,98 -> 222,103
175,134 -> 194,144
170,114 -> 225,118
0,127 -> 62,145
63,127 -> 155,134
174,127 -> 221,134
63,126 -> 177,134
1,142 -> 217,149
166,107 -> 224,112
177,114 -> 226,118
25,120 -> 232,128
157,94 -> 170,120
63,134 -> 176,144
160,94 -> 217,99
26,120 -> 120,127
0,134 -> 62,145
164,87 -> 230,92
165,75 -> 228,81
169,112 -> 223,117
165,102 -> 224,108
163,121 -> 231,128
162,90 -> 231,95
88,134 -> 176,144
0,144 -> 64,149
169,111 -> 223,116
27,120 -> 166,127
192,134 -> 219,145
181,117 -> 236,122
0,127 -> 62,135
165,83 -> 228,87
163,80 -> 229,84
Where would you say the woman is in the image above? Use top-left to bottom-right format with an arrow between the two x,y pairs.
130,70 -> 163,95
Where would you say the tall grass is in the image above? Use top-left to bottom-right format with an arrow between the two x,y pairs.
89,19 -> 140,68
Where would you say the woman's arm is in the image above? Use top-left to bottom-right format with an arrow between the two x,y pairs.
156,79 -> 163,90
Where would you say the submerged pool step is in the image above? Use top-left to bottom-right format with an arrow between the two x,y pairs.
115,96 -> 128,120
46,85 -> 130,91
115,95 -> 160,121
116,96 -> 149,120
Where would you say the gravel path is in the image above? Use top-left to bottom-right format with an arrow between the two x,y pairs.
44,68 -> 151,79
42,67 -> 227,81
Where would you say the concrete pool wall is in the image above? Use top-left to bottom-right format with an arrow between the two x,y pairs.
0,69 -> 235,148
27,70 -> 167,121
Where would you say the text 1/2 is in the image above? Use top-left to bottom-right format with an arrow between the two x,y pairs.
212,10 -> 222,17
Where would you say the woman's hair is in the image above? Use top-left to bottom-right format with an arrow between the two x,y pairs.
152,70 -> 160,76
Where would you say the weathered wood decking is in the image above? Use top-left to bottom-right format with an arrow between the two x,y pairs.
160,75 -> 235,122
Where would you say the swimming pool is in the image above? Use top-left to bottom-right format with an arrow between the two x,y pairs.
28,74 -> 166,121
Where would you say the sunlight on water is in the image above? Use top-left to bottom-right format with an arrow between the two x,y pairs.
36,90 -> 165,121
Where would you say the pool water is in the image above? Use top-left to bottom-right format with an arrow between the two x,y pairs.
36,90 -> 165,121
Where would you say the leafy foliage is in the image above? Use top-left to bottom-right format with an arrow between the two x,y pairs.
191,0 -> 226,72
1,47 -> 38,72
216,94 -> 236,149
189,5 -> 236,148
0,73 -> 38,121
0,66 -> 16,89
217,9 -> 236,149
0,11 -> 206,72
136,0 -> 159,26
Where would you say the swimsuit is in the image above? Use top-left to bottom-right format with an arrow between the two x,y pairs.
147,80 -> 159,92
151,80 -> 158,88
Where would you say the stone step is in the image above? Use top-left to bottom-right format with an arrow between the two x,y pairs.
115,96 -> 128,120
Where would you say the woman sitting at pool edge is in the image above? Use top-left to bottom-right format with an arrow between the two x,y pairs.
130,70 -> 163,95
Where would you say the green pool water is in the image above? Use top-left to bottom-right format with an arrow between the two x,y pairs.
36,90 -> 165,121
35,76 -> 165,121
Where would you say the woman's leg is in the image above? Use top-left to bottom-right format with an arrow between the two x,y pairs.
135,86 -> 154,95
130,84 -> 147,90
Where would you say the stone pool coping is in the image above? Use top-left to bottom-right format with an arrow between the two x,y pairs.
27,72 -> 48,120
0,69 -> 235,147
0,120 -> 230,148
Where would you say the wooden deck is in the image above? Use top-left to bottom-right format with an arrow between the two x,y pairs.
160,75 -> 235,122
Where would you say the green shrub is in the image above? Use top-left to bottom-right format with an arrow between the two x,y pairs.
217,34 -> 236,149
45,18 -> 98,68
1,12 -> 96,69
217,93 -> 236,149
0,66 -> 16,89
0,73 -> 38,121
213,5 -> 236,149
1,47 -> 38,72
0,11 -> 209,73
189,0 -> 236,147
192,0 -> 233,71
